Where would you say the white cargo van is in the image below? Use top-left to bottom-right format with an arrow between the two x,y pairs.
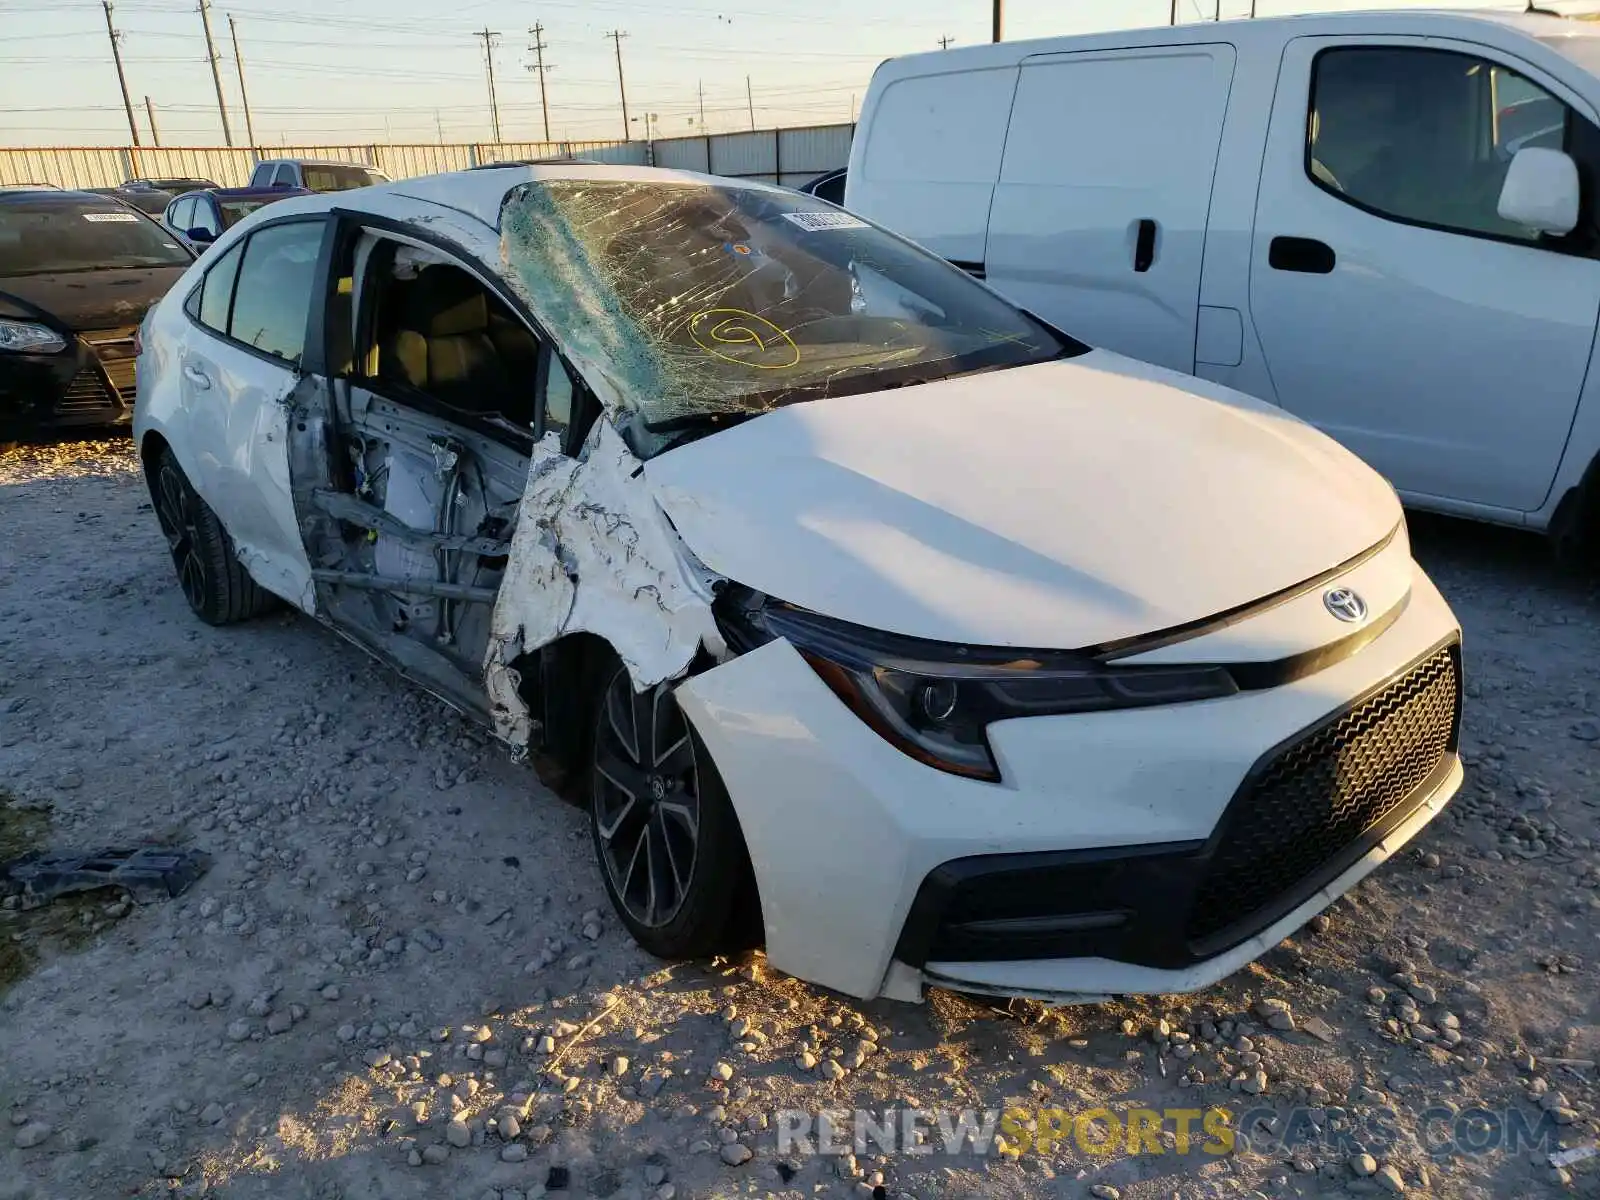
847,11 -> 1600,552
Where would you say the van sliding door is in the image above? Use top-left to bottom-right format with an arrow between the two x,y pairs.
984,45 -> 1236,374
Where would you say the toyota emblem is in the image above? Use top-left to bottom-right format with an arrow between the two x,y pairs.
1323,587 -> 1368,623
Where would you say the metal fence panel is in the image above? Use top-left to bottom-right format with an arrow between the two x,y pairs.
776,124 -> 853,178
275,145 -> 378,166
128,146 -> 258,187
651,137 -> 711,173
0,147 -> 128,188
377,144 -> 476,179
706,130 -> 776,179
0,127 -> 848,191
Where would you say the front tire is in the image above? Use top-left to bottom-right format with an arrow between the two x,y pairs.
150,448 -> 276,626
586,654 -> 760,959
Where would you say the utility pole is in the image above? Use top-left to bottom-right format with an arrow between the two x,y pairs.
697,80 -> 705,129
145,95 -> 160,146
745,75 -> 755,131
992,0 -> 1002,42
197,0 -> 233,145
435,109 -> 445,142
102,3 -> 140,146
938,34 -> 952,48
1171,0 -> 1179,23
605,30 -> 629,141
526,23 -> 553,143
476,28 -> 502,144
228,15 -> 257,147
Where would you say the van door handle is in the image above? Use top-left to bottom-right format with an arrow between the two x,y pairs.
1133,219 -> 1157,272
182,364 -> 213,390
1268,236 -> 1336,274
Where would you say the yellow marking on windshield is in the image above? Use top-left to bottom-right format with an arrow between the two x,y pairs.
689,308 -> 801,369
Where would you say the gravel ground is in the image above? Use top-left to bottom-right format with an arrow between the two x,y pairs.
0,437 -> 1596,1200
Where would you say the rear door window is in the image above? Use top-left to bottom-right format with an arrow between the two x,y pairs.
228,220 -> 323,363
196,241 -> 243,332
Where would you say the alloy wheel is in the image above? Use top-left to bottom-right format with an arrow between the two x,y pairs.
154,463 -> 206,613
592,667 -> 701,929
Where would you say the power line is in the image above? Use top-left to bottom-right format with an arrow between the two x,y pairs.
196,0 -> 233,145
526,22 -> 554,143
475,28 -> 502,143
102,1 -> 142,146
228,15 -> 257,147
605,29 -> 629,142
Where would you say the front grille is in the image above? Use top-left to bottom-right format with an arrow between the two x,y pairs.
81,328 -> 138,403
1186,644 -> 1460,947
57,368 -> 115,414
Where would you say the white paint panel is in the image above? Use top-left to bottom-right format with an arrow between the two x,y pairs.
985,45 -> 1235,373
847,66 -> 1019,263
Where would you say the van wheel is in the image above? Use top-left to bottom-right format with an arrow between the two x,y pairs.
586,653 -> 761,959
151,448 -> 276,625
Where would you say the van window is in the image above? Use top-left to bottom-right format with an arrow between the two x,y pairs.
1309,47 -> 1573,242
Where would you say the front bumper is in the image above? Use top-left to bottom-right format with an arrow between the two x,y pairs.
0,328 -> 138,434
676,559 -> 1464,1002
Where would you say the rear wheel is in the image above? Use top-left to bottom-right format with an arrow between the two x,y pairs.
586,654 -> 760,959
151,448 -> 276,625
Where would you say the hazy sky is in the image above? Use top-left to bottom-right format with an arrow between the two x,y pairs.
0,0 -> 1566,147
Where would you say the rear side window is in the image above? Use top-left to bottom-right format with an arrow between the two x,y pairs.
272,164 -> 297,187
1309,46 -> 1576,242
196,242 -> 242,332
228,221 -> 323,364
249,162 -> 273,187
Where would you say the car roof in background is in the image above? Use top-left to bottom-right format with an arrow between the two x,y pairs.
0,187 -> 148,206
261,157 -> 381,168
177,186 -> 312,200
387,163 -> 782,232
199,164 -> 798,256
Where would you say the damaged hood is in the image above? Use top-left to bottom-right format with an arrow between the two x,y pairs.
645,350 -> 1401,649
0,267 -> 186,332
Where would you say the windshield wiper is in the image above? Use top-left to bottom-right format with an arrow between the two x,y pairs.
645,409 -> 766,454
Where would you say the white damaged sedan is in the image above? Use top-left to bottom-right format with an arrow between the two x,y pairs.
134,164 -> 1463,1004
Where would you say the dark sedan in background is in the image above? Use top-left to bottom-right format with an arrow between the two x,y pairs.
1,188 -> 193,436
162,185 -> 308,251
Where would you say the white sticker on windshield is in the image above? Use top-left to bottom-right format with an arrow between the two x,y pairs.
781,211 -> 868,232
83,212 -> 140,223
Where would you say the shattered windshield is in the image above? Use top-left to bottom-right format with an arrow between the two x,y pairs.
499,179 -> 1068,453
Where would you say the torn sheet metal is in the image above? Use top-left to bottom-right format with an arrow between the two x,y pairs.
484,420 -> 725,746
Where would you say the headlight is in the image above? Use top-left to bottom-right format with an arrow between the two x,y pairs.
0,319 -> 68,354
737,603 -> 1239,782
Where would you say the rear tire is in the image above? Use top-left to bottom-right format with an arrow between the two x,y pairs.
150,448 -> 276,626
585,652 -> 761,960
